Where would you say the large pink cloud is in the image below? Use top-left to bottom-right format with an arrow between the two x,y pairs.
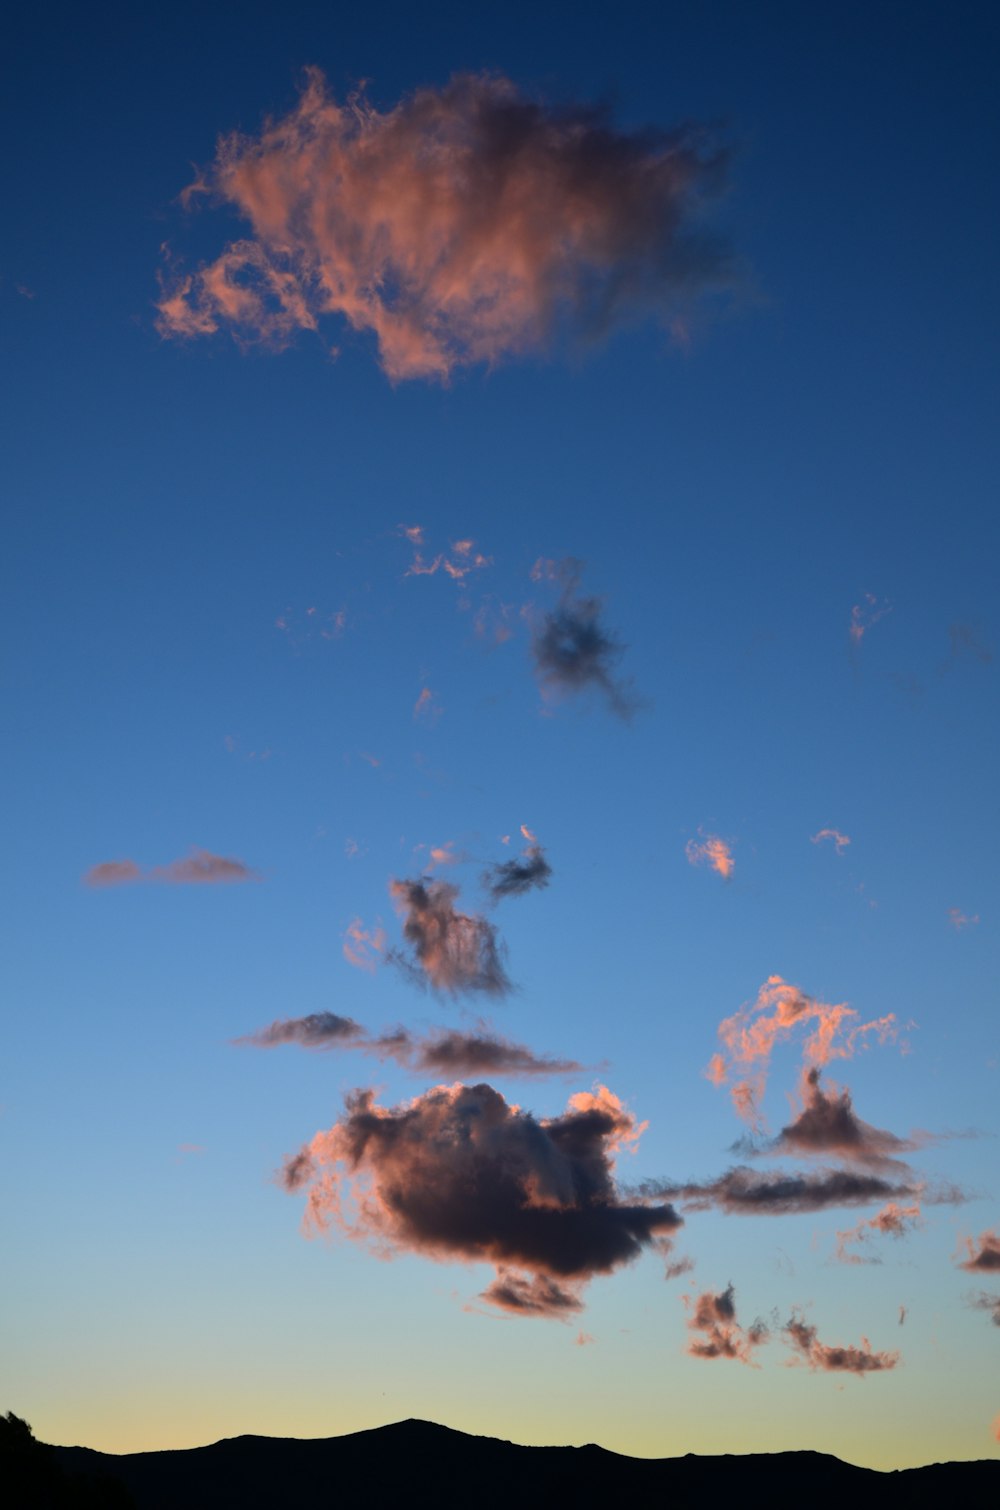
158,70 -> 728,381
280,1081 -> 680,1316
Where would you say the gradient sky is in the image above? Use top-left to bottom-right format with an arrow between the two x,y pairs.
3,0 -> 998,1471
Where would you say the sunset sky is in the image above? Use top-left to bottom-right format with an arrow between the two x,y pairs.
3,0 -> 998,1472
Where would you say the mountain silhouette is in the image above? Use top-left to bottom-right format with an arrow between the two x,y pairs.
37,1417 -> 999,1509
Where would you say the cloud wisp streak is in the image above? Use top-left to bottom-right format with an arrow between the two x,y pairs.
784,1313 -> 899,1374
388,877 -> 512,996
280,1082 -> 681,1316
835,1202 -> 923,1265
237,1014 -> 584,1078
158,70 -> 729,381
83,848 -> 260,887
811,828 -> 851,854
649,1165 -> 926,1216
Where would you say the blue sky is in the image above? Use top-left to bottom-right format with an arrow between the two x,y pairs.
2,0 -> 998,1468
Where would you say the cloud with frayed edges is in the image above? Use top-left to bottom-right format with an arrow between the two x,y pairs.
784,1313 -> 899,1374
280,1081 -> 680,1317
388,877 -> 511,996
957,1230 -> 1000,1271
684,1282 -> 768,1363
835,1202 -> 923,1264
530,559 -> 639,718
157,69 -> 730,382
236,1014 -> 584,1078
83,849 -> 260,886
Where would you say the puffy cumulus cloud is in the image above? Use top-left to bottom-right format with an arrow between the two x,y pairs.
235,1012 -> 365,1049
280,1081 -> 680,1313
480,1269 -> 584,1319
83,848 -> 260,887
957,1230 -> 1000,1272
685,833 -> 735,880
849,593 -> 891,647
762,1068 -> 918,1169
388,877 -> 511,996
811,828 -> 851,854
835,1202 -> 923,1265
342,918 -> 386,974
238,1012 -> 583,1078
157,69 -> 729,382
531,561 -> 639,718
706,975 -> 897,1129
684,1282 -> 768,1363
650,1166 -> 924,1216
784,1313 -> 899,1375
968,1291 -> 1000,1327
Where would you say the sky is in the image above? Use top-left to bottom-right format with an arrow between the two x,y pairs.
2,0 -> 999,1472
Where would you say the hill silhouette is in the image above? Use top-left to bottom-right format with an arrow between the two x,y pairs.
37,1417 -> 999,1509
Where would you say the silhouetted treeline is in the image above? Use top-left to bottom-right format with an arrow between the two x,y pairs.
1,1411 -> 133,1508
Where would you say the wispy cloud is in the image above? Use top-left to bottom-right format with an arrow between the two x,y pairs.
280,1082 -> 680,1314
413,687 -> 442,723
530,559 -> 639,718
157,69 -> 729,381
967,1291 -> 1000,1327
342,919 -> 387,973
811,828 -> 851,854
947,907 -> 981,930
684,1282 -> 768,1363
706,975 -> 897,1129
957,1230 -> 1000,1272
388,877 -> 511,996
849,593 -> 891,647
483,827 -> 553,902
835,1202 -> 923,1264
685,832 -> 735,880
235,1012 -> 365,1049
401,527 -> 492,581
784,1313 -> 899,1374
83,849 -> 260,887
237,1013 -> 584,1078
480,1269 -> 585,1319
651,1165 -> 925,1216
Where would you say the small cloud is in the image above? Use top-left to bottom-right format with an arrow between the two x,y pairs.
531,564 -> 639,719
685,832 -> 735,880
835,1202 -> 923,1264
898,1304 -> 907,1326
957,1230 -> 1000,1272
413,686 -> 442,723
784,1312 -> 899,1375
849,593 -> 891,647
706,975 -> 898,1129
358,751 -> 381,768
83,849 -> 260,887
948,908 -> 980,930
235,1012 -> 365,1049
968,1291 -> 1000,1327
342,919 -> 386,973
481,1270 -> 585,1319
665,1255 -> 695,1281
652,1165 -> 926,1216
483,829 -> 553,903
574,1329 -> 596,1346
684,1283 -> 768,1364
388,877 -> 511,996
944,622 -> 993,669
811,828 -> 851,854
761,1067 -> 920,1169
177,1143 -> 205,1155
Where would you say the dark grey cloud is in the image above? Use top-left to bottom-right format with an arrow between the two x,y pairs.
747,1068 -> 918,1169
532,586 -> 639,719
483,845 -> 553,902
480,1268 -> 584,1318
648,1165 -> 924,1215
388,877 -> 511,996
